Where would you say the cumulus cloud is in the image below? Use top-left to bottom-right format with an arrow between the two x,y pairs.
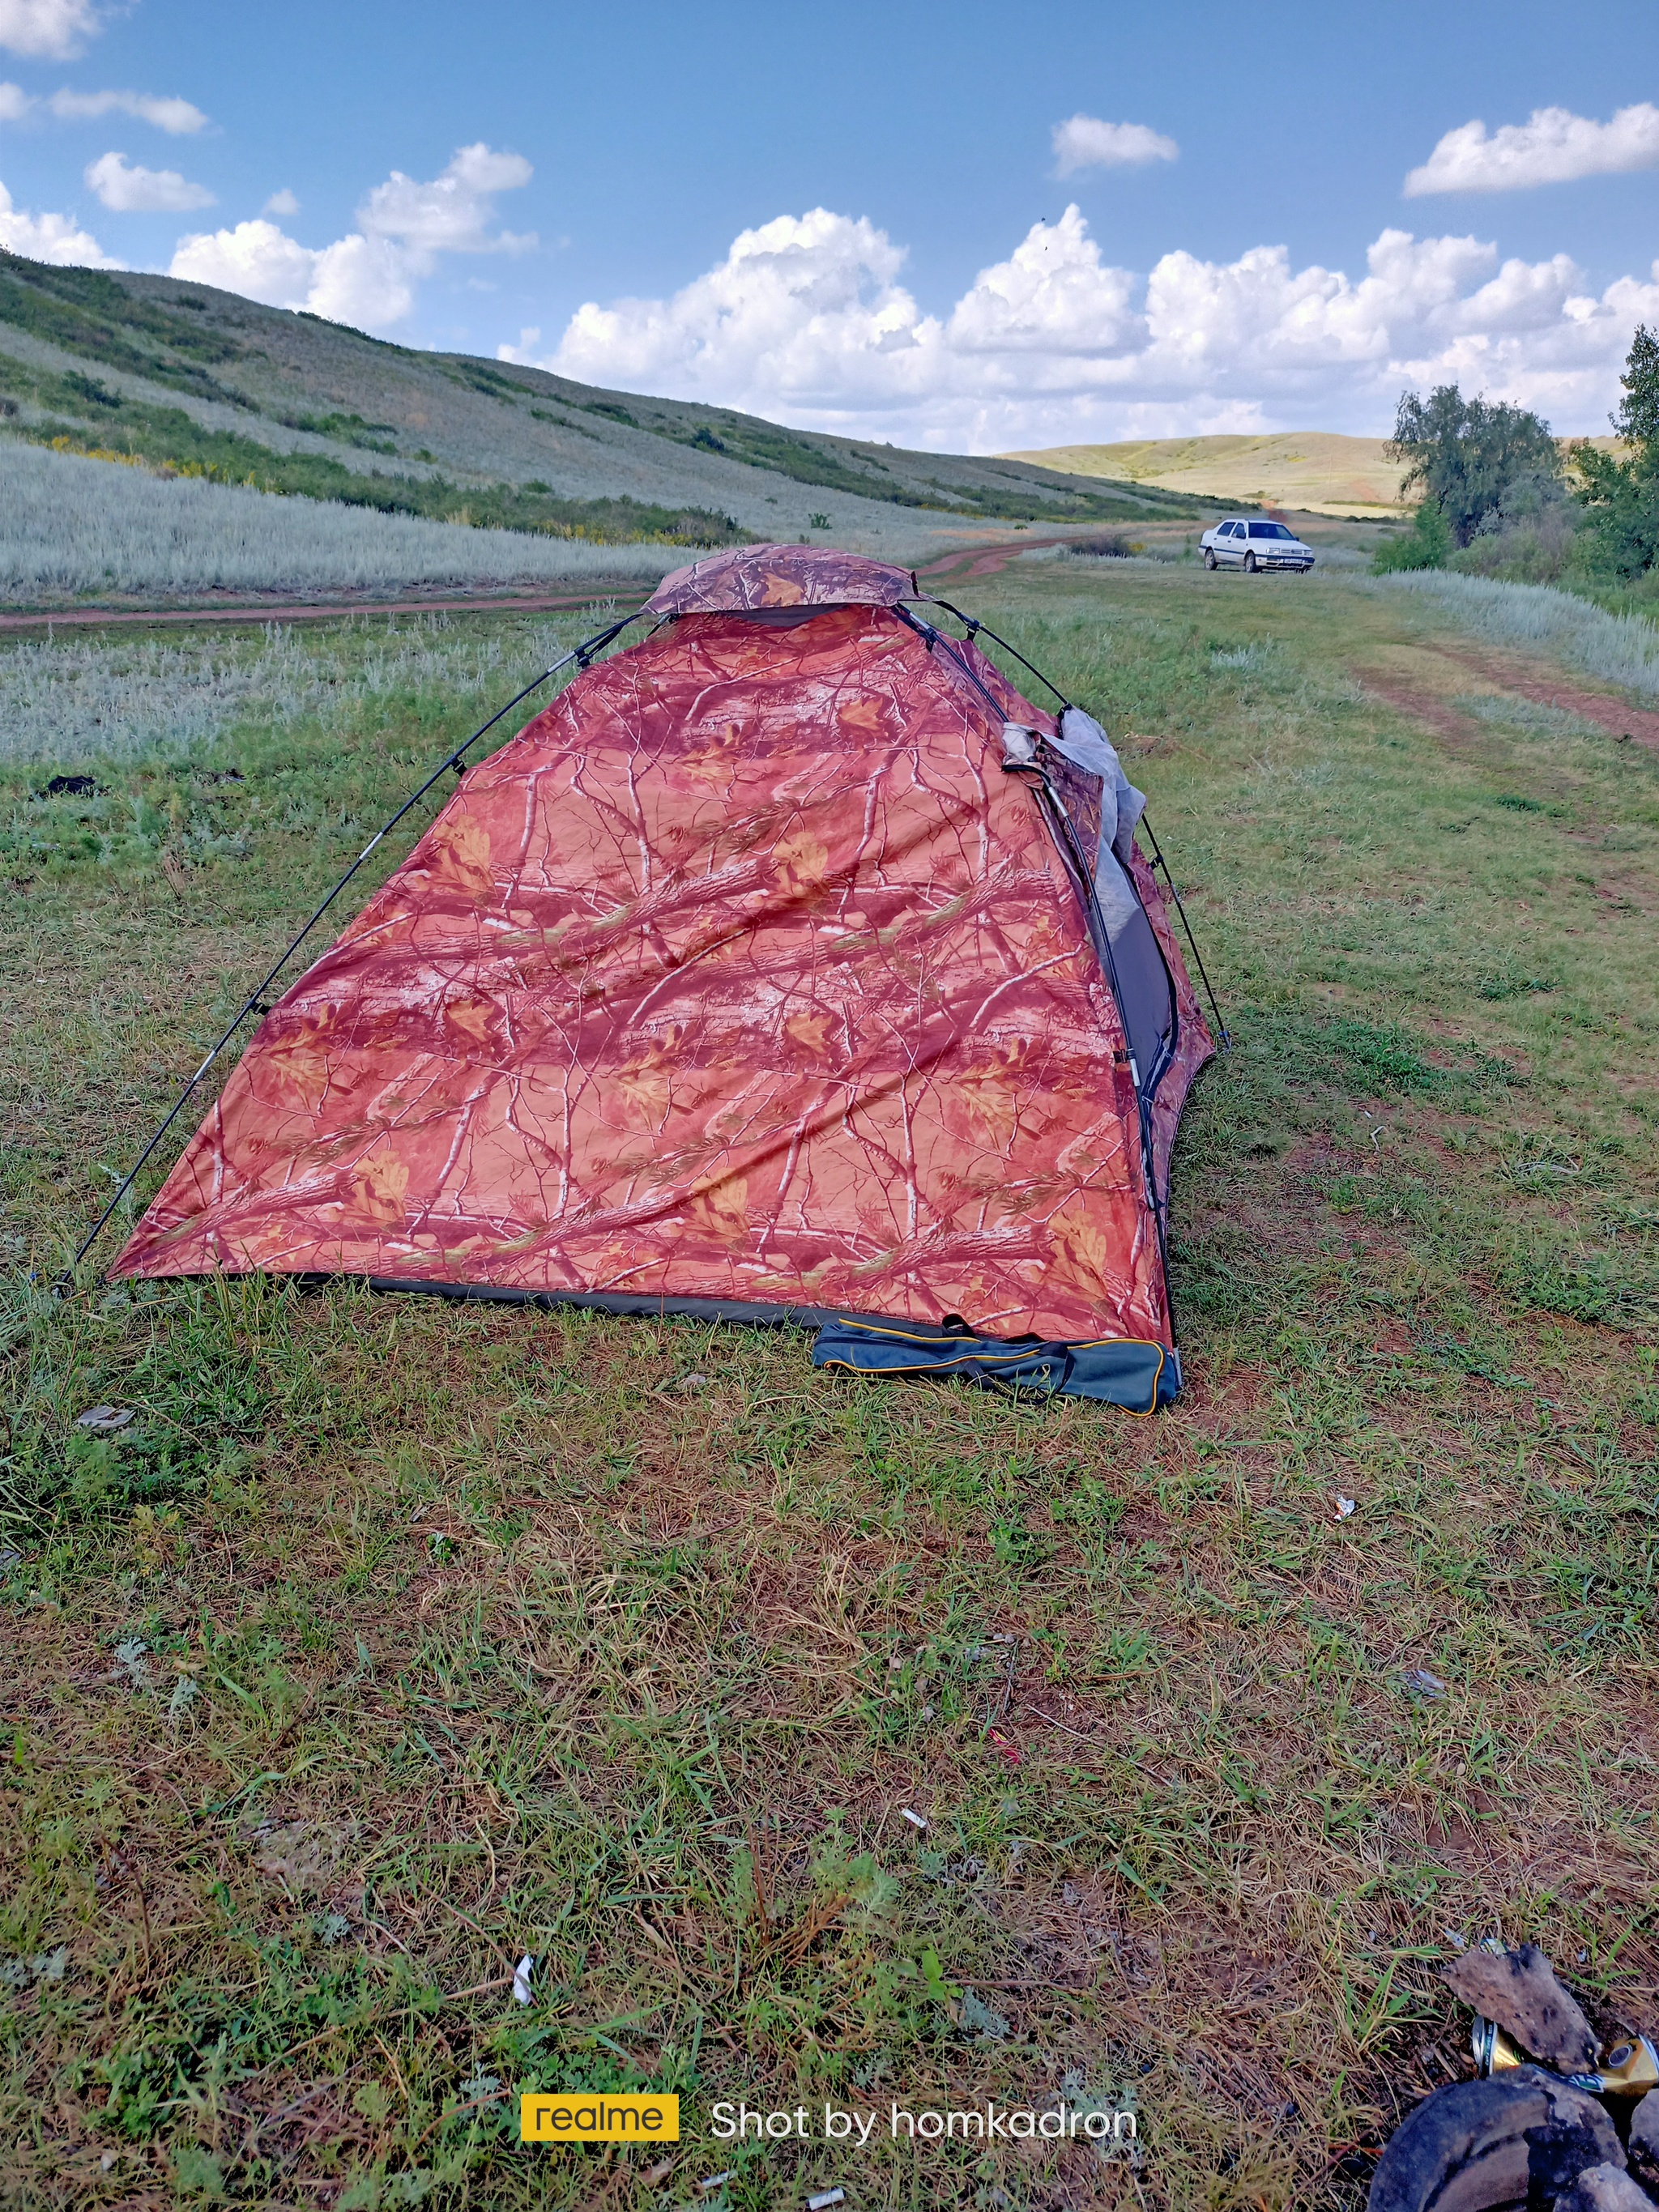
0,0 -> 100,58
0,176 -> 117,264
170,218 -> 416,326
545,208 -> 935,409
86,150 -> 213,213
1052,116 -> 1179,177
262,187 -> 299,217
358,143 -> 534,254
1405,103 -> 1659,194
514,202 -> 1659,448
0,77 -> 28,117
169,142 -> 532,331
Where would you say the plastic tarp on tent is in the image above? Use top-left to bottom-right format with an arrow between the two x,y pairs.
114,543 -> 1214,1409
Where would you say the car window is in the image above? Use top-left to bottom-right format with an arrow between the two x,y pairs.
1222,522 -> 1239,537
1248,522 -> 1291,539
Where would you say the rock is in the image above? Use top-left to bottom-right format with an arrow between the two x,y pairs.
1555,2164 -> 1657,2212
1628,2093 -> 1659,2189
1369,2068 -> 1623,2212
1443,1943 -> 1601,2073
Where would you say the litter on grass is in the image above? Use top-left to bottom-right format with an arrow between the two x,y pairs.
986,1727 -> 1022,1767
1336,1495 -> 1357,1519
806,2192 -> 846,2210
1401,1669 -> 1448,1700
1446,1939 -> 1600,2073
511,1954 -> 534,2005
75,1406 -> 133,1432
1368,1940 -> 1659,2208
902,1808 -> 929,1831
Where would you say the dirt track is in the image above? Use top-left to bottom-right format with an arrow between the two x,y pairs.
0,584 -> 652,633
0,543 -> 1060,630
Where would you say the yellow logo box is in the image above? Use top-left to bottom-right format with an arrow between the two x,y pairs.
522,2093 -> 680,2144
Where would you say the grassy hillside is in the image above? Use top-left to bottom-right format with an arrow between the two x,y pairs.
0,250 -> 1218,566
0,439 -> 689,601
2,562 -> 1656,2206
1002,432 -> 1413,517
1006,432 -> 1632,522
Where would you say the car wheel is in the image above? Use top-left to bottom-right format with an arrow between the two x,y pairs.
1204,548 -> 1218,569
1243,552 -> 1257,573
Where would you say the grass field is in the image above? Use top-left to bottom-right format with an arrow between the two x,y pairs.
1001,433 -> 1628,524
2,559 -> 1657,2210
999,434 -> 1414,518
0,442 -> 694,603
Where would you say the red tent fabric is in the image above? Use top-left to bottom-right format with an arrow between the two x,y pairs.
114,546 -> 1213,1407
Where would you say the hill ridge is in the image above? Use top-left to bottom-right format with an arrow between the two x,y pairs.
0,251 -> 1222,557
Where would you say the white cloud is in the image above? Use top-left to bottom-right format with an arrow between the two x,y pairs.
1052,115 -> 1179,177
948,205 -> 1139,354
86,150 -> 213,214
168,142 -> 532,331
358,142 -> 534,254
1405,103 -> 1659,195
541,208 -> 945,415
518,202 -> 1659,448
169,218 -> 415,326
0,0 -> 100,58
0,78 -> 28,117
0,175 -> 118,264
48,87 -> 208,133
262,187 -> 299,217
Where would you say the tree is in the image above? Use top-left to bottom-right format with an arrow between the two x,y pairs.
1386,386 -> 1561,546
1569,325 -> 1659,579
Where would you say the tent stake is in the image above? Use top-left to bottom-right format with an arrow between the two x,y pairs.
58,606 -> 646,1289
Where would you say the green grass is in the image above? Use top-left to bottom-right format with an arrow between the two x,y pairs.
1,566 -> 1657,2208
0,252 -> 254,411
0,355 -> 746,549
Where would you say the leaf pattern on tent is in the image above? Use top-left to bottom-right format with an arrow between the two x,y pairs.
115,602 -> 1212,1348
647,542 -> 913,615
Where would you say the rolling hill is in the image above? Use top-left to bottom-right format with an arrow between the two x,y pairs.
1000,433 -> 1412,517
0,250 -> 1218,569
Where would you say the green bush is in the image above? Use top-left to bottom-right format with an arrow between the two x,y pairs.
1371,499 -> 1452,573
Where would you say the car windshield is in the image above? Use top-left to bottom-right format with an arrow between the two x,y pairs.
1248,522 -> 1294,539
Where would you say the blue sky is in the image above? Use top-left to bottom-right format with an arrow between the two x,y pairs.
2,0 -> 1657,449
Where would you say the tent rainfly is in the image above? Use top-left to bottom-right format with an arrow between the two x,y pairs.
113,544 -> 1218,1410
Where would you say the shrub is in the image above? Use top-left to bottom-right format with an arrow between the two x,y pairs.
1371,499 -> 1452,573
1450,470 -> 1580,584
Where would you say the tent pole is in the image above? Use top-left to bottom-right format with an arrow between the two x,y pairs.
57,606 -> 646,1289
1136,814 -> 1230,1048
923,596 -> 1231,1052
916,596 -> 1073,713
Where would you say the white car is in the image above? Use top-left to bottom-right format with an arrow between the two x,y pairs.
1201,518 -> 1315,573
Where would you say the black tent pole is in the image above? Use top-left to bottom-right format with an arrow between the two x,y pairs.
919,595 -> 1231,1050
57,606 -> 646,1290
1135,814 -> 1230,1049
